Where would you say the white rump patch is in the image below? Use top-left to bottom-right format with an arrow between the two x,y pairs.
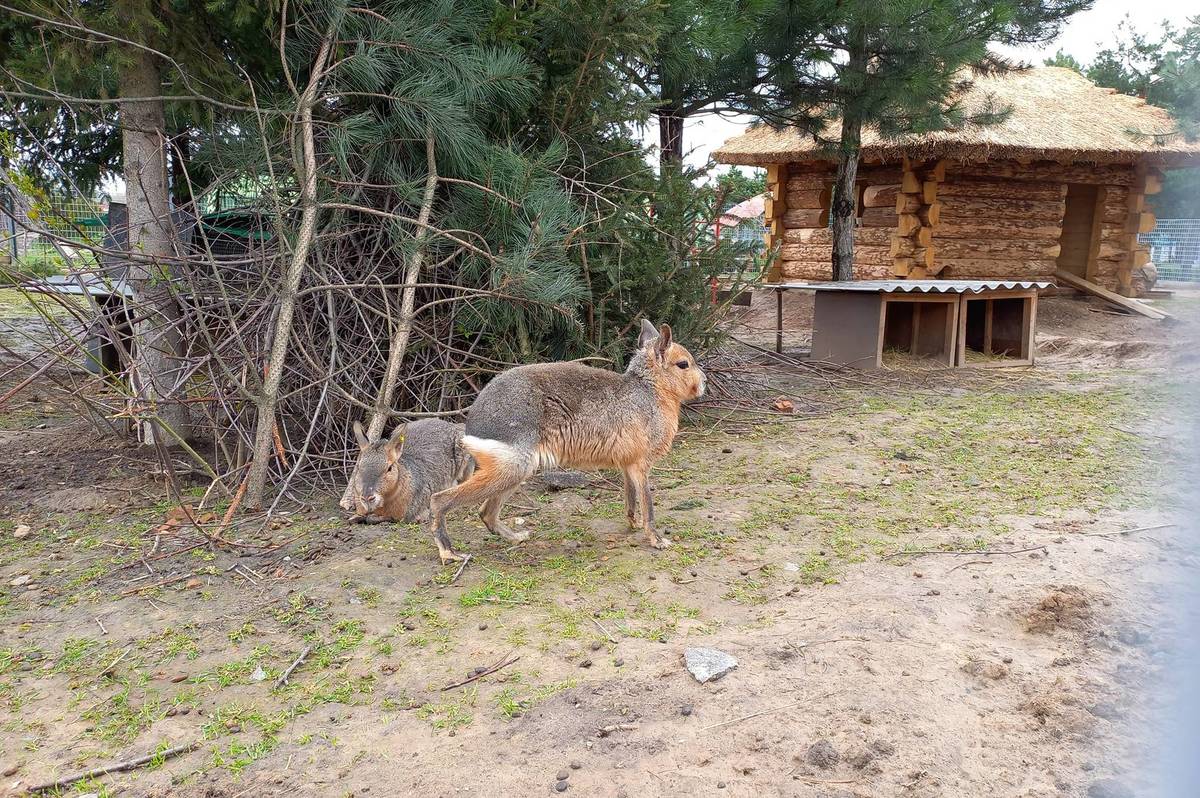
460,435 -> 557,475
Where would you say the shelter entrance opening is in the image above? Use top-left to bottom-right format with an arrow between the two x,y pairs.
1057,184 -> 1101,279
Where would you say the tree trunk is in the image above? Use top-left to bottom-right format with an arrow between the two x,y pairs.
119,48 -> 191,444
244,32 -> 335,509
831,25 -> 867,283
658,105 -> 684,167
830,120 -> 861,282
367,128 -> 438,440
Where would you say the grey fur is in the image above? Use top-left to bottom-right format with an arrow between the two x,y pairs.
427,321 -> 704,562
347,419 -> 474,522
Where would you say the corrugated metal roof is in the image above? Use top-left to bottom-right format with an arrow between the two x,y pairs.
775,279 -> 1052,294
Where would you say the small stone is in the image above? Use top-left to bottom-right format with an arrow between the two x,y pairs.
170,673 -> 187,683
1002,656 -> 1013,664
1052,656 -> 1073,667
925,589 -> 940,596
846,747 -> 874,770
250,665 -> 267,682
479,623 -> 488,630
806,739 -> 839,769
680,704 -> 694,716
589,641 -> 602,651
9,575 -> 31,587
554,779 -> 569,792
166,706 -> 178,717
961,660 -> 1008,680
684,648 -> 738,683
881,477 -> 892,486
13,524 -> 31,539
913,572 -> 923,578
1087,779 -> 1134,798
3,762 -> 20,776
557,769 -> 570,781
185,578 -> 202,589
739,569 -> 749,576
717,782 -> 727,789
870,739 -> 895,756
579,659 -> 592,669
613,658 -> 624,667
722,448 -> 733,454
783,562 -> 800,572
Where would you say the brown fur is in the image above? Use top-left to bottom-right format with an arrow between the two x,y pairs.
427,320 -> 704,563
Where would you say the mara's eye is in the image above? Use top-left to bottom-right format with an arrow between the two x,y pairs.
676,360 -> 689,370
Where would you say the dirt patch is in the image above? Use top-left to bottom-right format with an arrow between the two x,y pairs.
0,290 -> 1193,797
1025,585 -> 1094,634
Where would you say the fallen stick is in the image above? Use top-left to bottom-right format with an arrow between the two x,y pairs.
597,723 -> 639,736
440,653 -> 519,692
274,644 -> 313,690
946,559 -> 993,574
700,694 -> 835,731
1074,523 -> 1175,538
449,553 -> 472,584
118,572 -> 194,597
883,545 -> 1047,560
24,740 -> 200,793
590,617 -> 617,644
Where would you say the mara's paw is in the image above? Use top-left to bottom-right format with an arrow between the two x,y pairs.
496,523 -> 531,543
438,549 -> 467,565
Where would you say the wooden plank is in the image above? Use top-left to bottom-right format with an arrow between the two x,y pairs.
914,226 -> 933,247
893,257 -> 913,277
862,184 -> 901,207
786,188 -> 831,208
782,208 -> 829,228
860,207 -> 898,227
938,180 -> 1063,202
954,162 -> 1137,185
1053,269 -> 1169,320
928,160 -> 946,182
901,171 -> 920,193
918,202 -> 940,227
897,213 -> 920,235
921,181 -> 938,204
766,164 -> 782,184
1144,171 -> 1163,195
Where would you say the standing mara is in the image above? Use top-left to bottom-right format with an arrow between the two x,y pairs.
427,319 -> 705,563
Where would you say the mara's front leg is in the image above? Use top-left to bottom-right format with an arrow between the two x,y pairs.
630,462 -> 669,549
621,468 -> 639,531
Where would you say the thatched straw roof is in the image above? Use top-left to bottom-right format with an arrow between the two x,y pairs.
713,67 -> 1200,167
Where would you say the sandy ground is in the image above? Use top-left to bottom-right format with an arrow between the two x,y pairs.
0,289 -> 1197,797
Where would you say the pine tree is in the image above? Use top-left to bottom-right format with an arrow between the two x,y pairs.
729,0 -> 1089,280
0,0 -> 277,444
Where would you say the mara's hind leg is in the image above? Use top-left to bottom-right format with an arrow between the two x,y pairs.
480,487 -> 525,542
621,468 -> 639,531
428,439 -> 532,563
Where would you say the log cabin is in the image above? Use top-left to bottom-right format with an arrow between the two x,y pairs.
712,67 -> 1200,296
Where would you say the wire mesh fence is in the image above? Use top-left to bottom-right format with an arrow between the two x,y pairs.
1141,219 -> 1200,283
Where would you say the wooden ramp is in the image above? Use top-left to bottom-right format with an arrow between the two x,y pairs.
1053,270 -> 1172,321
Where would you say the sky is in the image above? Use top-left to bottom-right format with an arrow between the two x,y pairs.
646,0 -> 1197,176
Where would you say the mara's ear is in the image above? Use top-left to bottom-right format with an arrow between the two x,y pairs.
353,420 -> 370,449
654,323 -> 673,357
386,424 -> 407,459
638,318 -> 659,349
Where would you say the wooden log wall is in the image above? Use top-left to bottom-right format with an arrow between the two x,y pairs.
767,156 -> 1159,294
889,158 -> 943,279
773,164 -> 901,281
